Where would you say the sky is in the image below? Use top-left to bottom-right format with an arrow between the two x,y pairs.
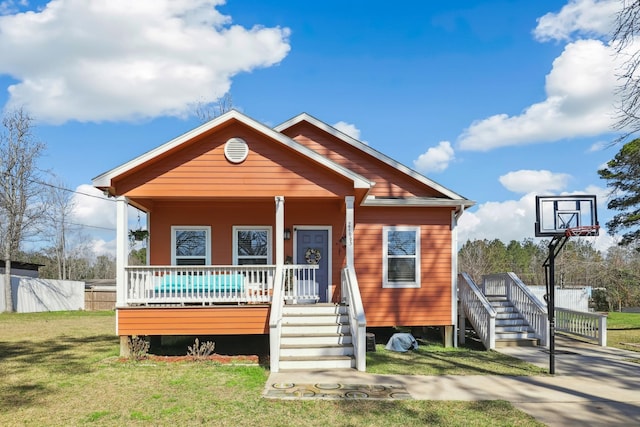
0,0 -> 628,255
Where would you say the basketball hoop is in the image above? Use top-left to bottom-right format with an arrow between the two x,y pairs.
564,224 -> 600,237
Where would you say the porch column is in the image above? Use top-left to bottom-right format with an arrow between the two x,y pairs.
345,196 -> 355,269
116,196 -> 129,308
275,196 -> 285,266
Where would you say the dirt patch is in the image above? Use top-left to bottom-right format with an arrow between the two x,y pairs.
119,354 -> 260,364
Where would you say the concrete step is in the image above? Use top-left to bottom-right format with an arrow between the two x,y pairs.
495,337 -> 539,347
496,325 -> 533,333
496,331 -> 537,340
281,333 -> 352,346
279,355 -> 355,370
280,344 -> 354,357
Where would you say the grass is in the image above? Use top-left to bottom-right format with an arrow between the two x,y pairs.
0,311 -> 547,426
607,311 -> 640,352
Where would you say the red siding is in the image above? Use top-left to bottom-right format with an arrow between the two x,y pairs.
355,206 -> 454,326
114,122 -> 354,199
281,122 -> 445,198
118,306 -> 270,336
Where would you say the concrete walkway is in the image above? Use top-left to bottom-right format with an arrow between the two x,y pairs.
266,336 -> 640,426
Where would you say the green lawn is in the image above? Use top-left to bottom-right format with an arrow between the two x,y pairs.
607,311 -> 640,352
0,311 -> 546,426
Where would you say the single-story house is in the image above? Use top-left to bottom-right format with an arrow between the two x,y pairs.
93,110 -> 474,371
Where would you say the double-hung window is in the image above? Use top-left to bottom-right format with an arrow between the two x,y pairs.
382,226 -> 420,288
171,226 -> 211,265
233,226 -> 272,265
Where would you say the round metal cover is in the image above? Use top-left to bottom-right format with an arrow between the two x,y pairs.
224,137 -> 248,163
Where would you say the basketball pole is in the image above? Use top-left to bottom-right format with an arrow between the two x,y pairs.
547,238 -> 557,375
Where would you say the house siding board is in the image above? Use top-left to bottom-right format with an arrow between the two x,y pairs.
114,123 -> 353,199
282,123 -> 443,199
117,306 -> 270,336
354,206 -> 454,327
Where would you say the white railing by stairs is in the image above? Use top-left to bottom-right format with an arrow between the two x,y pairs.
458,273 -> 496,350
282,265 -> 320,303
556,308 -> 607,346
268,265 -> 286,373
341,267 -> 367,371
482,273 -> 549,347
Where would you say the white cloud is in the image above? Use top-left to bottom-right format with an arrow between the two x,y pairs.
71,184 -> 116,230
499,170 -> 571,194
533,0 -> 618,42
413,141 -> 455,173
333,121 -> 368,144
458,39 -> 617,151
0,0 -> 291,123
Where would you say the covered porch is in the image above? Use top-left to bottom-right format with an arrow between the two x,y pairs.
114,195 -> 357,307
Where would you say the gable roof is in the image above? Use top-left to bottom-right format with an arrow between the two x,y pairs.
93,109 -> 374,193
275,113 -> 474,208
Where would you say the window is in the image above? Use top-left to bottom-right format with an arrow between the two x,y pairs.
171,226 -> 211,265
382,226 -> 420,288
233,226 -> 272,265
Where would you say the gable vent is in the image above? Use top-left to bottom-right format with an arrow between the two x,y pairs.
224,137 -> 249,163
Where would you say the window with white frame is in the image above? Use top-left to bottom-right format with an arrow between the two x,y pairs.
171,226 -> 211,265
382,226 -> 420,288
233,226 -> 272,265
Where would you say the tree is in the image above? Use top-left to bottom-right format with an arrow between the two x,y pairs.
193,93 -> 233,123
42,176 -> 77,280
613,1 -> 640,139
0,108 -> 46,312
598,138 -> 640,246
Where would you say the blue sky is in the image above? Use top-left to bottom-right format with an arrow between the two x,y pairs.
0,0 -> 624,254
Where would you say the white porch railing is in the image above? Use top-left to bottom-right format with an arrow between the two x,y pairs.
282,265 -> 320,303
458,273 -> 496,350
556,308 -> 608,346
482,273 -> 549,347
342,266 -> 366,371
125,265 -> 277,305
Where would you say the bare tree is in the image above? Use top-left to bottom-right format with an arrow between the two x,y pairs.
0,108 -> 46,312
42,176 -> 77,280
613,1 -> 640,140
193,93 -> 233,123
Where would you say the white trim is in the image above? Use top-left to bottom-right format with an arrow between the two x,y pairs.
275,113 -> 472,202
451,210 -> 459,346
232,225 -> 273,265
382,225 -> 421,288
93,109 -> 373,191
116,196 -> 128,307
363,196 -> 475,208
345,196 -> 355,269
170,225 -> 211,265
293,226 -> 333,300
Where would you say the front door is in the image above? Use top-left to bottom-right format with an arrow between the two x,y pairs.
295,228 -> 330,303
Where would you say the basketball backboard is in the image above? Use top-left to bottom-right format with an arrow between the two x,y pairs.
535,195 -> 599,237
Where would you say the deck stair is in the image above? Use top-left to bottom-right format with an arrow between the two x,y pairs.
279,303 -> 355,370
487,296 -> 539,347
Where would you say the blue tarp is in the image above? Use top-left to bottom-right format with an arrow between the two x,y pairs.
385,333 -> 418,352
